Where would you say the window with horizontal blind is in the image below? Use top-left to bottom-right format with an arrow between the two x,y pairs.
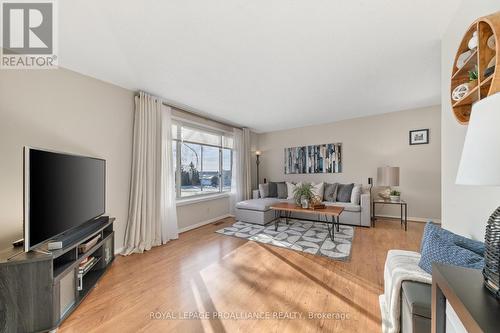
172,121 -> 233,199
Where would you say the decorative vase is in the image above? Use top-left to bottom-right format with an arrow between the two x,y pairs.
378,188 -> 391,200
301,196 -> 309,209
468,31 -> 478,50
390,195 -> 400,202
483,206 -> 500,298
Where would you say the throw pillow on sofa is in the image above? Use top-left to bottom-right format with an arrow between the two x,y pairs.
418,231 -> 484,274
277,182 -> 287,199
350,184 -> 362,205
420,222 -> 485,256
311,182 -> 325,201
323,183 -> 338,202
286,182 -> 302,200
268,182 -> 279,197
258,183 -> 269,198
336,183 -> 354,202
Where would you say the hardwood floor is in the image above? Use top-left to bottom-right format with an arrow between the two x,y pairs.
59,218 -> 424,333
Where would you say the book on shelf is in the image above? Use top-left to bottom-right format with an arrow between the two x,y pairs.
79,256 -> 97,274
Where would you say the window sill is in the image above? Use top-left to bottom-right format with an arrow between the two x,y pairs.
176,192 -> 230,207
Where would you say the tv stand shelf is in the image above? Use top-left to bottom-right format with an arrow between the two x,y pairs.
0,217 -> 115,333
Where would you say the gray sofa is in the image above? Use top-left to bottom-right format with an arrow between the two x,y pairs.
235,184 -> 371,227
401,281 -> 431,333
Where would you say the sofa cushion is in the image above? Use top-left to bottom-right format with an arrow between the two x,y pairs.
351,184 -> 362,205
418,231 -> 484,274
323,183 -> 338,202
235,198 -> 281,211
336,183 -> 354,202
323,201 -> 361,212
259,183 -> 269,198
277,182 -> 288,199
401,281 -> 432,319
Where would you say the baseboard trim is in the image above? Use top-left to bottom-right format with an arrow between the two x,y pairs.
375,214 -> 441,224
179,214 -> 232,233
115,246 -> 124,255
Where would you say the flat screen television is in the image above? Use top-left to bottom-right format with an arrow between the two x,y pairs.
24,147 -> 106,252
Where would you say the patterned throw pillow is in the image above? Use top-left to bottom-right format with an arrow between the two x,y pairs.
323,183 -> 338,202
420,222 -> 485,256
336,183 -> 354,202
276,182 -> 287,199
418,232 -> 484,274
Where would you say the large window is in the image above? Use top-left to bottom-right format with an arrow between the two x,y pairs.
173,121 -> 233,198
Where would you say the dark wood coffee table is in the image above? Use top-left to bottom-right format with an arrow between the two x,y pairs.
269,203 -> 344,241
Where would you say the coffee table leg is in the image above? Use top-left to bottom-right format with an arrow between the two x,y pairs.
275,210 -> 279,231
325,215 -> 334,241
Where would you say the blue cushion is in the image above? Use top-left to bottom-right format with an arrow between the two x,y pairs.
420,222 -> 485,256
418,232 -> 484,274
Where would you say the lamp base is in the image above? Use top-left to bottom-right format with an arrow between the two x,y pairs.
483,206 -> 500,299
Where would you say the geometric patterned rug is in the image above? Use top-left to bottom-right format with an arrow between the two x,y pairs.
216,219 -> 354,261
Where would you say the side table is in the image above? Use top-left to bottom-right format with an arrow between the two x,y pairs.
372,199 -> 408,231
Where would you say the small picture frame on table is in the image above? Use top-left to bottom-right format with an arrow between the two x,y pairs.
409,129 -> 429,145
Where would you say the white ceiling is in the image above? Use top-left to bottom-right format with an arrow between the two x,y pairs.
59,0 -> 461,132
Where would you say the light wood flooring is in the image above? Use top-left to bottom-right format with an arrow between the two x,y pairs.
59,217 -> 424,333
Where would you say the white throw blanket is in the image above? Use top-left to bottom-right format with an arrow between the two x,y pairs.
379,250 -> 432,333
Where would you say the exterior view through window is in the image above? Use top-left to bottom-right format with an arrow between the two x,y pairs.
172,121 -> 233,198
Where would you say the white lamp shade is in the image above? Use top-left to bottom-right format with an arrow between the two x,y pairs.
456,93 -> 500,185
377,166 -> 400,186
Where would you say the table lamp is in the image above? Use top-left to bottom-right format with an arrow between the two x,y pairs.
456,93 -> 500,298
377,166 -> 400,200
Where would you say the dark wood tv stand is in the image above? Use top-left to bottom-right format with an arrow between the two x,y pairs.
0,218 -> 115,333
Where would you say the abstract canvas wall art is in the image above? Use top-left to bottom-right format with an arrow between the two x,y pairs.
284,143 -> 342,174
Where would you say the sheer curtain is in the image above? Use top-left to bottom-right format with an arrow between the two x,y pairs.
123,92 -> 178,255
230,128 -> 252,215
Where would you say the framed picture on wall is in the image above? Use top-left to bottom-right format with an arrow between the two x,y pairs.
409,129 -> 429,145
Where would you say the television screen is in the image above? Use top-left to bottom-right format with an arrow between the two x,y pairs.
24,148 -> 105,251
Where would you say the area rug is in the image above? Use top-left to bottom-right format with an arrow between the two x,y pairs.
216,219 -> 354,261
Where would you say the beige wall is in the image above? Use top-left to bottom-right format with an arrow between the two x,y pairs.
0,68 -> 135,250
257,106 -> 441,220
0,68 -> 243,250
441,3 -> 500,240
177,197 -> 230,231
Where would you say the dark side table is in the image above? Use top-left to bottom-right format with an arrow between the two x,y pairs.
372,199 -> 408,231
432,263 -> 500,333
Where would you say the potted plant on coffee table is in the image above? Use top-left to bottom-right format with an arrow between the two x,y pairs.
293,183 -> 314,208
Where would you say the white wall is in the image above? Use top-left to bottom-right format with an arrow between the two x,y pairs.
441,4 -> 500,239
0,68 -> 135,250
257,107 -> 442,221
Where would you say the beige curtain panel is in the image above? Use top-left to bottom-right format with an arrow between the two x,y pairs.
123,92 -> 178,255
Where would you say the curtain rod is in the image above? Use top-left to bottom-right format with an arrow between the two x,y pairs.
135,93 -> 243,130
165,102 -> 244,130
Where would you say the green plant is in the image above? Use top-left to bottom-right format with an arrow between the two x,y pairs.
293,183 -> 314,205
469,66 -> 478,81
390,190 -> 401,196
